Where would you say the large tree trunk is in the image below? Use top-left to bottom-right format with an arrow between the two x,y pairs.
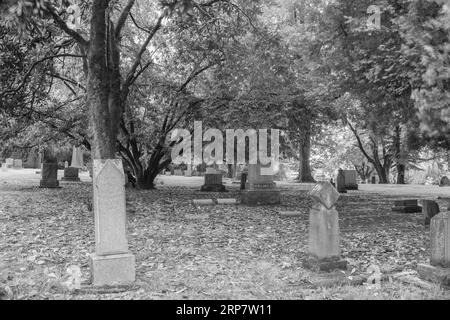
393,126 -> 406,184
87,0 -> 121,159
298,123 -> 315,182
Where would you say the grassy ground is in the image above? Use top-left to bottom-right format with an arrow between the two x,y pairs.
1,169 -> 450,300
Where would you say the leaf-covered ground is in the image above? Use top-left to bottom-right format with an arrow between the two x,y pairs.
1,170 -> 450,300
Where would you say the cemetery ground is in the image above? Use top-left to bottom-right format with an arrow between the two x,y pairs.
1,170 -> 450,300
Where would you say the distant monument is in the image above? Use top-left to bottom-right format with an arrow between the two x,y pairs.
241,163 -> 280,205
336,169 -> 347,193
40,147 -> 59,188
200,167 -> 226,192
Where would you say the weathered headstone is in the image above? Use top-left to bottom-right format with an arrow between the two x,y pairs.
71,146 -> 84,168
24,149 -> 40,168
343,170 -> 358,190
217,198 -> 237,205
303,182 -> 347,272
336,169 -> 347,193
193,199 -> 215,206
418,212 -> 450,286
371,176 -> 376,184
174,169 -> 184,176
90,159 -> 135,286
5,158 -> 14,168
392,199 -> 422,213
64,161 -> 69,168
241,163 -> 280,205
40,148 -> 60,188
421,200 -> 440,225
200,167 -> 226,192
439,176 -> 450,187
62,167 -> 80,182
13,159 -> 22,169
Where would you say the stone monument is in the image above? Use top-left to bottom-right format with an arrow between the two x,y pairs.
440,176 -> 450,187
392,199 -> 422,213
241,163 -> 280,205
421,200 -> 440,225
418,211 -> 450,286
303,182 -> 347,271
39,148 -> 60,188
336,169 -> 347,193
62,167 -> 81,182
90,159 -> 135,286
200,167 -> 226,192
343,170 -> 358,190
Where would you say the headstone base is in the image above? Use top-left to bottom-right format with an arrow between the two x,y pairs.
200,184 -> 227,192
61,177 -> 81,182
417,263 -> 450,286
241,189 -> 280,205
302,255 -> 347,272
39,179 -> 60,188
90,253 -> 135,286
392,206 -> 422,213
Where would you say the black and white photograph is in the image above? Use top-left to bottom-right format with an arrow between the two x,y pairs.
0,0 -> 450,304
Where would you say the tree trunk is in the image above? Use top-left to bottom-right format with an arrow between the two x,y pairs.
298,124 -> 315,182
396,163 -> 406,184
87,0 -> 121,159
392,126 -> 406,184
373,162 -> 389,184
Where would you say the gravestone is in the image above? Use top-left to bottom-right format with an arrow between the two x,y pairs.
343,170 -> 358,190
64,161 -> 69,168
62,167 -> 80,182
13,159 -> 22,169
417,212 -> 450,286
1,163 -> 6,171
71,146 -> 84,168
421,200 -> 440,225
24,149 -> 40,168
40,148 -> 60,188
439,176 -> 450,187
336,169 -> 347,193
371,176 -> 376,184
241,163 -> 280,205
174,169 -> 184,176
303,182 -> 347,272
185,168 -> 192,177
200,167 -> 226,192
5,158 -> 13,168
392,199 -> 422,213
90,159 -> 135,286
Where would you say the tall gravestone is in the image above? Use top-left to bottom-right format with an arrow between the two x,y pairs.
343,170 -> 358,190
200,167 -> 226,192
336,169 -> 347,193
90,159 -> 135,286
40,148 -> 59,188
71,146 -> 84,168
62,146 -> 83,182
241,163 -> 280,205
303,182 -> 347,271
421,200 -> 440,225
418,212 -> 450,286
